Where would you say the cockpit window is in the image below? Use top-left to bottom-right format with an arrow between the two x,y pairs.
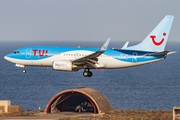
14,51 -> 20,54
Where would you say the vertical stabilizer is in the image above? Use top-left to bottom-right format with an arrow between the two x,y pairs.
123,15 -> 174,52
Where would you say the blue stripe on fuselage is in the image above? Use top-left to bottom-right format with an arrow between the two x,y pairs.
6,46 -> 165,62
113,49 -> 155,55
110,49 -> 165,62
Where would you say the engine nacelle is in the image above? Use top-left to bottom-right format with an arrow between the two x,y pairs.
53,60 -> 78,71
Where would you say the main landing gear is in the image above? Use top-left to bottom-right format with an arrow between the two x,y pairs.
83,69 -> 93,77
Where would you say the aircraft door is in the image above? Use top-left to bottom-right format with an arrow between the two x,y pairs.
75,53 -> 79,59
26,49 -> 31,59
132,52 -> 137,63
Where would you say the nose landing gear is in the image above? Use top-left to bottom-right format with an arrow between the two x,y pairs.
22,67 -> 26,73
83,69 -> 92,77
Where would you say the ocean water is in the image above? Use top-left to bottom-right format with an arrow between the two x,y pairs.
0,40 -> 180,111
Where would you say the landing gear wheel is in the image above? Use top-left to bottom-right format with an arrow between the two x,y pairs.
88,71 -> 92,77
22,67 -> 26,74
22,70 -> 26,73
83,71 -> 89,77
83,69 -> 93,77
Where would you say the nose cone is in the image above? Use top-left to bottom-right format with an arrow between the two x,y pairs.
4,54 -> 13,62
4,56 -> 8,60
4,55 -> 10,61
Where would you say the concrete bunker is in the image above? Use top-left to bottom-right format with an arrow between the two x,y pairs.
45,88 -> 112,114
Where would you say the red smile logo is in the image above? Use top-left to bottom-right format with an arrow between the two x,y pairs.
150,33 -> 166,46
103,45 -> 107,49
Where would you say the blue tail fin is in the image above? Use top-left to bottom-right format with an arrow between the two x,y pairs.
123,15 -> 174,52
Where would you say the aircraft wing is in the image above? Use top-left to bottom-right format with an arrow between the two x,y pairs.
72,38 -> 110,68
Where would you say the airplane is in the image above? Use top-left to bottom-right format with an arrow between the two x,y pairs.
4,15 -> 174,77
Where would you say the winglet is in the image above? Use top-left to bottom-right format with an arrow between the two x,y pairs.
99,38 -> 111,52
122,41 -> 129,49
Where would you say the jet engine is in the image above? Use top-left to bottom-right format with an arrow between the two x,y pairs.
53,61 -> 78,71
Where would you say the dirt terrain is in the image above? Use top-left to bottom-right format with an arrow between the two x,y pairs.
60,109 -> 173,120
0,109 -> 173,120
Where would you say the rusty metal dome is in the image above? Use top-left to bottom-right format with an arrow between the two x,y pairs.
45,87 -> 112,114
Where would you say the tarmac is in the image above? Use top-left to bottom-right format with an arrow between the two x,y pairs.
0,112 -> 103,120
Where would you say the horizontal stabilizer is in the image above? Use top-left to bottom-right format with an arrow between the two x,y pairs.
167,51 -> 176,55
147,50 -> 170,56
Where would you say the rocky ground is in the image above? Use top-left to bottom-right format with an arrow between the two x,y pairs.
0,109 -> 173,120
60,109 -> 173,120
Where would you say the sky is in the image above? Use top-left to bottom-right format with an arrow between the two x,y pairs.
0,0 -> 180,42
